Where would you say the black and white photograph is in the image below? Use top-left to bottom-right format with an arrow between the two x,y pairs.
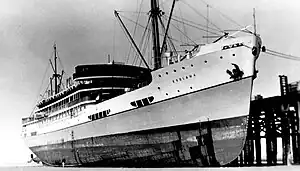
0,0 -> 300,170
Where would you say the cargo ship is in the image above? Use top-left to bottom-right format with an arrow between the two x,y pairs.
22,0 -> 263,167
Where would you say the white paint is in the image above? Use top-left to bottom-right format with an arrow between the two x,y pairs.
23,35 -> 260,148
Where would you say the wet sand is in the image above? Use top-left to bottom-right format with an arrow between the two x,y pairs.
0,165 -> 299,171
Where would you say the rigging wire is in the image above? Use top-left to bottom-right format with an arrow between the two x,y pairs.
56,50 -> 65,71
115,10 -> 148,14
181,0 -> 223,32
29,62 -> 51,116
140,29 -> 152,67
264,49 -> 300,61
199,0 -> 243,28
113,18 -> 116,62
132,17 -> 150,65
178,7 -> 188,44
159,17 -> 177,54
170,14 -> 222,33
125,0 -> 144,64
162,14 -> 220,46
165,14 -> 222,36
135,17 -> 151,66
30,84 -> 51,117
118,13 -> 184,45
138,30 -> 149,67
116,13 -> 145,67
206,4 -> 209,43
167,17 -> 197,46
54,47 -> 66,91
159,0 -> 167,8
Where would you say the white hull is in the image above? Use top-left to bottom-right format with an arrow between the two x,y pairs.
23,35 -> 261,166
29,76 -> 252,167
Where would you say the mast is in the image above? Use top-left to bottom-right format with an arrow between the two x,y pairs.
53,43 -> 58,94
50,77 -> 53,96
253,8 -> 257,35
150,0 -> 161,70
160,0 -> 176,56
206,4 -> 209,43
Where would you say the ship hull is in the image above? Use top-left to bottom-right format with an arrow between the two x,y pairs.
32,116 -> 247,167
28,76 -> 252,167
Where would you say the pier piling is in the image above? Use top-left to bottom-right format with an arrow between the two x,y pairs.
231,75 -> 300,166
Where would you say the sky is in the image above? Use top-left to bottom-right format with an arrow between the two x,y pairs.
0,0 -> 300,166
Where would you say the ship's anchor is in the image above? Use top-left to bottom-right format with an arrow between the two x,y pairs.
226,63 -> 244,80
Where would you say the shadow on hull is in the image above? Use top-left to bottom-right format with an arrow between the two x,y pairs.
31,115 -> 248,167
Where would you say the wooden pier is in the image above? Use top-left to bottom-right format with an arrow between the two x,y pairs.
234,75 -> 300,166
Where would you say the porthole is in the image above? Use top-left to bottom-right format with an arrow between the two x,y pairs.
204,60 -> 207,63
166,72 -> 168,75
191,64 -> 194,67
189,75 -> 192,78
182,67 -> 185,69
177,90 -> 180,92
173,69 -> 176,72
158,74 -> 161,77
193,74 -> 196,76
220,56 -> 223,59
176,79 -> 178,82
172,80 -> 175,83
186,76 -> 188,79
158,87 -> 161,90
179,78 -> 182,81
190,87 -> 193,89
166,93 -> 168,96
233,54 -> 235,56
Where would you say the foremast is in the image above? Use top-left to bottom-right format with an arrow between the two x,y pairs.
150,0 -> 176,70
115,0 -> 176,71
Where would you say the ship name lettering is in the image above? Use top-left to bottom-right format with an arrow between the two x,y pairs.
222,42 -> 244,50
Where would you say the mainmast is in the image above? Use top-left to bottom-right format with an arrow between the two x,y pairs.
49,43 -> 60,95
150,0 -> 161,70
54,43 -> 58,94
